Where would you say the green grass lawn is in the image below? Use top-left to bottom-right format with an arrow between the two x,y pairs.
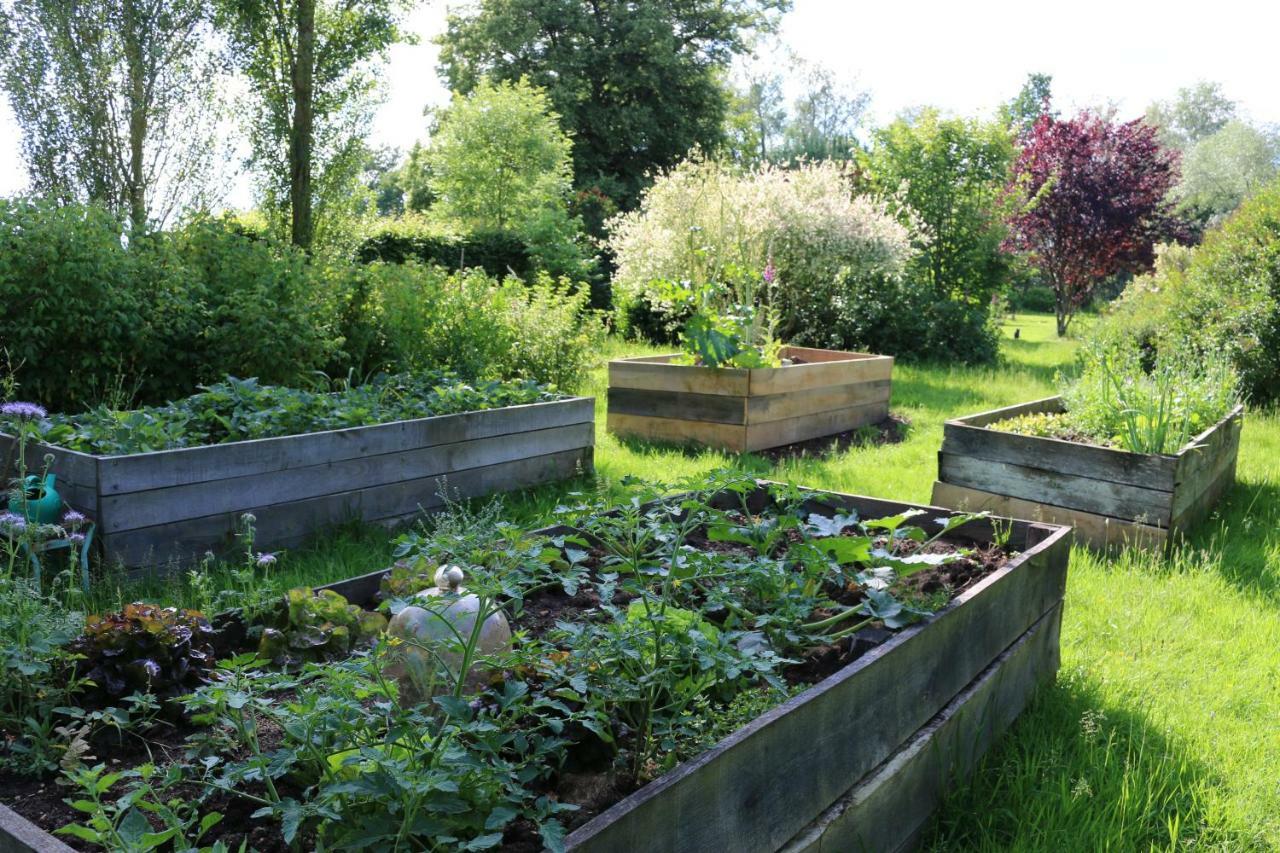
96,312 -> 1280,850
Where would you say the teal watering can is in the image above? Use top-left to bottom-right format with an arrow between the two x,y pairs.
8,474 -> 62,524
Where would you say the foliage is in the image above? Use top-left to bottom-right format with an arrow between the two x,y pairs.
4,372 -> 562,456
0,201 -> 344,411
215,0 -> 412,248
71,604 -> 216,707
57,762 -> 225,851
1176,121 -> 1278,226
997,343 -> 1240,454
776,60 -> 869,163
258,588 -> 386,668
437,0 -> 789,209
860,108 -> 1015,363
651,263 -> 782,368
357,215 -> 533,277
1145,81 -> 1237,151
0,0 -> 225,230
1004,111 -> 1182,336
1000,72 -> 1055,137
1089,179 -> 1280,404
348,263 -> 605,390
426,78 -> 573,233
609,157 -> 919,355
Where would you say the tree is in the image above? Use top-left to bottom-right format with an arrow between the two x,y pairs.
361,144 -> 405,216
1146,80 -> 1236,150
425,78 -> 572,232
1177,120 -> 1278,225
1004,112 -> 1181,336
1000,72 -> 1053,137
779,60 -> 869,162
862,109 -> 1014,304
0,0 -> 224,231
723,67 -> 787,165
216,0 -> 411,249
437,0 -> 788,209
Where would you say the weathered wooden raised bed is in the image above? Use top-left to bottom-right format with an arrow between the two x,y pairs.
607,346 -> 893,452
931,396 -> 1244,551
0,398 -> 594,569
0,484 -> 1070,852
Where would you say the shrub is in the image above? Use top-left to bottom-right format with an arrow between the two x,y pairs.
356,215 -> 533,277
1090,180 -> 1280,404
355,263 -> 604,390
608,159 -> 936,358
0,198 -> 150,411
1009,284 -> 1057,313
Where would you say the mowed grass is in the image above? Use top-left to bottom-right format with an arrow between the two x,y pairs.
94,312 -> 1280,849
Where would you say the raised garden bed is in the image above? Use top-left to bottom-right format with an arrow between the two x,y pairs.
607,347 -> 893,452
931,396 -> 1244,551
0,480 -> 1069,852
0,398 -> 594,568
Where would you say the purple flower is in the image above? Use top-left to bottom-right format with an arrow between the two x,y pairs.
0,401 -> 47,420
762,261 -> 777,285
63,509 -> 86,527
0,511 -> 25,531
255,552 -> 277,567
67,532 -> 86,544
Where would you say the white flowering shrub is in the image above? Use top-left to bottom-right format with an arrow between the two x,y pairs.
607,158 -> 917,347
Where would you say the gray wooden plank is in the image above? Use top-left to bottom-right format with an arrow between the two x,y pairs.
101,422 -> 594,533
97,397 -> 594,493
952,396 -> 1063,429
748,355 -> 893,396
0,803 -> 76,853
746,379 -> 891,425
608,357 -> 751,396
781,602 -> 1062,853
103,446 -> 593,568
607,387 -> 747,425
564,522 -> 1070,853
744,400 -> 889,451
939,452 -> 1175,527
1171,415 -> 1241,524
942,422 -> 1177,492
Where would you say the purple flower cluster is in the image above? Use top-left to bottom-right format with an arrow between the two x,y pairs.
0,401 -> 47,420
762,261 -> 777,286
63,509 -> 87,527
255,552 -> 278,567
0,511 -> 25,531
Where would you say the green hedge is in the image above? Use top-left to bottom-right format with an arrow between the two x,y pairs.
355,225 -> 533,279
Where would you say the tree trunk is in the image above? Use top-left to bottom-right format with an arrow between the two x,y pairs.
122,0 -> 148,233
290,0 -> 315,250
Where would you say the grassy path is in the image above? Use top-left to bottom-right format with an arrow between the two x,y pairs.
101,313 -> 1280,849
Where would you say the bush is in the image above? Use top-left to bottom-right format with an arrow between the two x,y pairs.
356,216 -> 533,278
607,159 -> 953,359
0,200 -> 342,411
1090,181 -> 1280,404
349,263 -> 604,390
1008,284 -> 1057,313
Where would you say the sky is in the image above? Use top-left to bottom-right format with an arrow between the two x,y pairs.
2,0 -> 1278,203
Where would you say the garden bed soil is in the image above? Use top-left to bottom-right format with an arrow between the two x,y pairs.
0,482 -> 1070,853
0,397 -> 595,570
931,396 -> 1244,551
607,346 -> 893,453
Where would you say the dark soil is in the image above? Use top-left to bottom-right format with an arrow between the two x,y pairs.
756,414 -> 910,462
0,504 -> 1011,850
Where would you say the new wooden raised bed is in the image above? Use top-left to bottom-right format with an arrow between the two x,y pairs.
931,396 -> 1244,551
0,483 -> 1069,852
0,398 -> 595,569
607,347 -> 893,452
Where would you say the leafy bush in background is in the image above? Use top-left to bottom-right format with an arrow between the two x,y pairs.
355,263 -> 604,390
607,158 -> 966,360
356,215 -> 533,276
1090,179 -> 1280,404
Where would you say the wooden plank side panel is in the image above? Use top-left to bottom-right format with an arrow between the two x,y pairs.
743,401 -> 889,452
938,452 -> 1175,527
606,412 -> 747,453
778,346 -> 884,364
952,396 -> 1064,428
748,355 -> 892,396
565,529 -> 1070,853
0,803 -> 75,853
1171,408 -> 1243,521
606,387 -> 747,425
1171,455 -> 1238,536
932,480 -> 1167,552
101,423 -> 594,533
746,379 -> 891,425
103,447 -> 593,568
98,397 -> 594,493
781,602 -> 1063,853
0,433 -> 100,515
608,358 -> 749,396
942,422 -> 1176,492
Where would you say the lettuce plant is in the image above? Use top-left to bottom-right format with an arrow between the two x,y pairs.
71,604 -> 216,706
